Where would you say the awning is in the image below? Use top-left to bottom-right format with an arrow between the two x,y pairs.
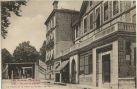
39,60 -> 47,70
55,60 -> 69,72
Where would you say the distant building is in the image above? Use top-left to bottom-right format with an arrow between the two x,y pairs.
3,62 -> 39,79
45,1 -> 136,89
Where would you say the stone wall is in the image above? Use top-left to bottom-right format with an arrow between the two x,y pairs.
118,78 -> 136,89
79,74 -> 93,85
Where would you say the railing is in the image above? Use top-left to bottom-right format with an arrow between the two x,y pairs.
118,22 -> 136,32
55,22 -> 136,59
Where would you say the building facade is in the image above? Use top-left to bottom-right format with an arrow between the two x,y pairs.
45,1 -> 136,89
45,1 -> 79,82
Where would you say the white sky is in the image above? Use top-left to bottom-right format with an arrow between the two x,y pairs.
1,0 -> 82,54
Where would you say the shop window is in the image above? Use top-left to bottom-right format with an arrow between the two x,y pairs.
80,56 -> 84,74
80,54 -> 93,75
89,54 -> 93,73
84,56 -> 89,74
125,40 -> 131,61
102,54 -> 110,83
113,1 -> 119,16
96,7 -> 100,28
84,18 -> 87,33
126,41 -> 131,55
125,41 -> 131,65
104,1 -> 109,21
90,13 -> 94,29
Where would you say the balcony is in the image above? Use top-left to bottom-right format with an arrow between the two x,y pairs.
55,22 -> 136,59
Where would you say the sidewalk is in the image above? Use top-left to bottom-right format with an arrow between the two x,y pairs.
66,84 -> 108,89
42,80 -> 108,89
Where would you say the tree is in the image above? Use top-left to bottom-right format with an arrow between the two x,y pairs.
13,41 -> 40,62
2,48 -> 13,65
1,1 -> 27,39
39,41 -> 46,62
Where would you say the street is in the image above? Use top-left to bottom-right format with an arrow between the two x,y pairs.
2,79 -> 82,89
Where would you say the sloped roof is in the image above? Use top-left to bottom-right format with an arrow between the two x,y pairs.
72,1 -> 88,26
79,1 -> 88,17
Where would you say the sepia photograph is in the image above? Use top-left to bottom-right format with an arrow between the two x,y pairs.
1,0 -> 136,89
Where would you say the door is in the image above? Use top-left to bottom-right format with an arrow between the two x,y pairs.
71,60 -> 76,83
102,54 -> 110,83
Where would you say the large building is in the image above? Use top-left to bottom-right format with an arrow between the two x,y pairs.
45,1 -> 136,89
44,1 -> 79,82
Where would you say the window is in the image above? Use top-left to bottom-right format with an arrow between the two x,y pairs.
84,18 -> 87,33
96,7 -> 100,28
113,1 -> 119,15
90,1 -> 92,6
104,1 -> 109,21
80,53 -> 93,75
133,1 -> 136,4
125,41 -> 131,64
90,13 -> 94,29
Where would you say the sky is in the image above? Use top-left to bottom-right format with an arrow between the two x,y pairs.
1,0 -> 82,54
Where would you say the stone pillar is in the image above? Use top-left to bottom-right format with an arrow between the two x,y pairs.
111,41 -> 118,89
98,53 -> 102,87
60,73 -> 62,83
93,48 -> 96,86
74,54 -> 79,84
69,57 -> 72,83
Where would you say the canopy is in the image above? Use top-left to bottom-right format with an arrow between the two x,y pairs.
55,60 -> 69,72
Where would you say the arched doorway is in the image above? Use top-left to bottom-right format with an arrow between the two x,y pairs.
71,59 -> 76,83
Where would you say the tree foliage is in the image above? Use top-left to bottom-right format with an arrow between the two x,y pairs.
2,48 -> 13,64
39,41 -> 46,62
13,41 -> 39,62
1,1 -> 27,39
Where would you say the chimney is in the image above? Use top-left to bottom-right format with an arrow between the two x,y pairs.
52,1 -> 58,9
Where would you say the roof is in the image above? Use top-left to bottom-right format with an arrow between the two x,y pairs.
71,1 -> 88,26
45,9 -> 80,25
79,1 -> 88,16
